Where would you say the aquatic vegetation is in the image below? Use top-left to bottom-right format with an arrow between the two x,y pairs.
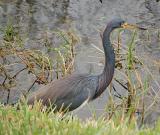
0,102 -> 160,135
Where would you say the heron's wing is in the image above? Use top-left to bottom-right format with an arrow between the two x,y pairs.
53,74 -> 99,111
27,74 -> 98,111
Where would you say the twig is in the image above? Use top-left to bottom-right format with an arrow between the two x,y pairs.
11,67 -> 27,78
27,79 -> 37,93
112,85 -> 123,99
2,76 -> 7,85
6,89 -> 11,104
114,78 -> 128,90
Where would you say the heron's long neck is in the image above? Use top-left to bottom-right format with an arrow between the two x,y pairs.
96,26 -> 115,97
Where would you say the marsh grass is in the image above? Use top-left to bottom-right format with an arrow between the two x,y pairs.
49,30 -> 79,78
0,101 -> 160,135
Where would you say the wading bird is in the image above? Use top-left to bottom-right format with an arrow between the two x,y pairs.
27,18 -> 146,112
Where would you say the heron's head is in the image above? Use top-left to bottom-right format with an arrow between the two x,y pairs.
108,18 -> 146,30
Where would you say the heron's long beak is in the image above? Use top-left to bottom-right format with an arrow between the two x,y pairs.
121,22 -> 147,30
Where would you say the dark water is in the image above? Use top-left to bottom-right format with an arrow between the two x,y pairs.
0,0 -> 160,121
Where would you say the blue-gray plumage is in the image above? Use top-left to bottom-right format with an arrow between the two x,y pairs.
27,18 -> 146,112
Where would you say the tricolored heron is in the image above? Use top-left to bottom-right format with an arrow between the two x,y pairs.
27,18 -> 146,112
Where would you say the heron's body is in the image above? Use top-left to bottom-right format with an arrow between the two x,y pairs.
28,74 -> 98,111
28,62 -> 114,112
27,18 -> 144,112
